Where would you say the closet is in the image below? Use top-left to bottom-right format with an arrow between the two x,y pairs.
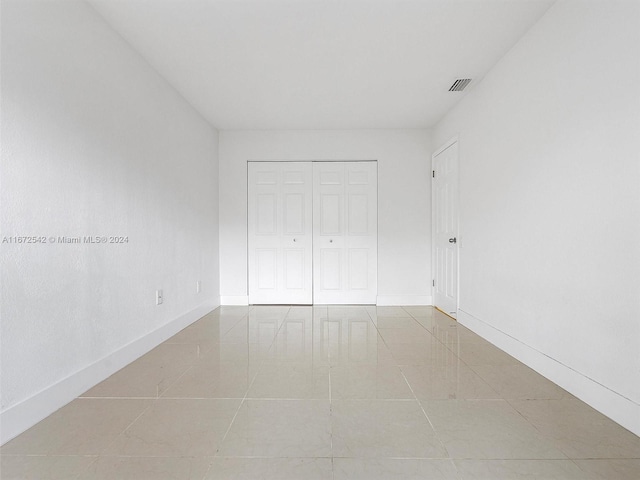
248,161 -> 377,304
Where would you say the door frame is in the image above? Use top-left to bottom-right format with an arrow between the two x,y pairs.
431,136 -> 460,317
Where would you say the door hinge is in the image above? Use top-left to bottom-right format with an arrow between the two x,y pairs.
432,170 -> 435,178
432,279 -> 435,287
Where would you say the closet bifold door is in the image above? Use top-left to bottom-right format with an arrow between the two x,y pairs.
313,161 -> 377,304
248,162 -> 313,304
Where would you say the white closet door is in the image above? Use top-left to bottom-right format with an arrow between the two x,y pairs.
248,162 -> 313,304
313,162 -> 377,304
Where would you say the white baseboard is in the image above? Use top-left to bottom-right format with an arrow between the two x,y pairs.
457,309 -> 640,437
221,295 -> 431,307
220,295 -> 249,305
0,300 -> 219,445
376,295 -> 432,306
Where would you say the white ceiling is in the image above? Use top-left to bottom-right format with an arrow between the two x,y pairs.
88,0 -> 555,130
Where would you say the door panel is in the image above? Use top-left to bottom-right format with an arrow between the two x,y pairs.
320,249 -> 342,290
284,193 -> 305,234
256,171 -> 277,184
257,249 -> 277,290
348,249 -> 369,290
321,194 -> 341,234
256,194 -> 277,235
313,162 -> 377,304
433,141 -> 459,317
249,162 -> 313,304
348,194 -> 368,234
283,170 -> 305,184
348,170 -> 369,185
284,249 -> 304,289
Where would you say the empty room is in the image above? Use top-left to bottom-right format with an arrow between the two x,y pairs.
1,0 -> 639,479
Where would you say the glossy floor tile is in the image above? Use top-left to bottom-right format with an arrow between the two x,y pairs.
161,360 -> 258,399
331,399 -> 447,458
573,459 -> 640,480
451,342 -> 522,366
1,398 -> 151,455
77,457 -> 211,480
453,459 -> 590,479
206,457 -> 332,479
330,365 -> 414,399
422,399 -> 567,459
219,399 -> 332,457
509,398 -> 640,459
103,399 -> 241,457
385,340 -> 455,366
2,306 -> 639,480
333,458 -> 458,479
400,364 -> 500,400
469,363 -> 570,400
247,365 -> 330,399
0,455 -> 98,480
81,360 -> 191,398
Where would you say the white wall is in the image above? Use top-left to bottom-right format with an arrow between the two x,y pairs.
434,0 -> 640,434
219,130 -> 432,306
0,0 -> 219,443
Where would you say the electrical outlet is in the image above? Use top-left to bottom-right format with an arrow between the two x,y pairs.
196,280 -> 201,294
156,289 -> 163,305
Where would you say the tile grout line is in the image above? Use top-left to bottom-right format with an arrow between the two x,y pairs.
329,361 -> 335,479
210,308 -> 290,463
193,311 -> 256,468
399,366 -> 453,460
399,307 -> 558,467
314,306 -> 335,474
325,306 -> 333,479
393,307 -> 454,460
91,395 -> 159,467
502,395 -> 578,462
401,307 -> 506,402
159,363 -> 197,399
328,338 -> 334,473
70,454 -> 100,480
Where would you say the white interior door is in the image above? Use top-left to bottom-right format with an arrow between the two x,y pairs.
432,141 -> 459,317
248,162 -> 313,304
313,162 -> 377,304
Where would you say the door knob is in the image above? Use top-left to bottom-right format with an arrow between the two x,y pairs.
293,238 -> 297,242
449,237 -> 457,244
329,239 -> 333,243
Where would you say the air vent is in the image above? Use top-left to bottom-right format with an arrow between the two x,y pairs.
449,78 -> 472,92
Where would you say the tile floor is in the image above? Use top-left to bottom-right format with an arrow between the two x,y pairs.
2,306 -> 639,479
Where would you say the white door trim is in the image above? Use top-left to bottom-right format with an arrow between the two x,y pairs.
432,135 -> 459,158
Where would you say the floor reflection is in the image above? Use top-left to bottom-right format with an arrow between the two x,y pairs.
5,305 -> 638,480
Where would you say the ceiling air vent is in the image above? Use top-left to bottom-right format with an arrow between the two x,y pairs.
449,78 -> 472,92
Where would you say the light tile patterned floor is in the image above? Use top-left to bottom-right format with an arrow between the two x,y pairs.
2,306 -> 639,479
